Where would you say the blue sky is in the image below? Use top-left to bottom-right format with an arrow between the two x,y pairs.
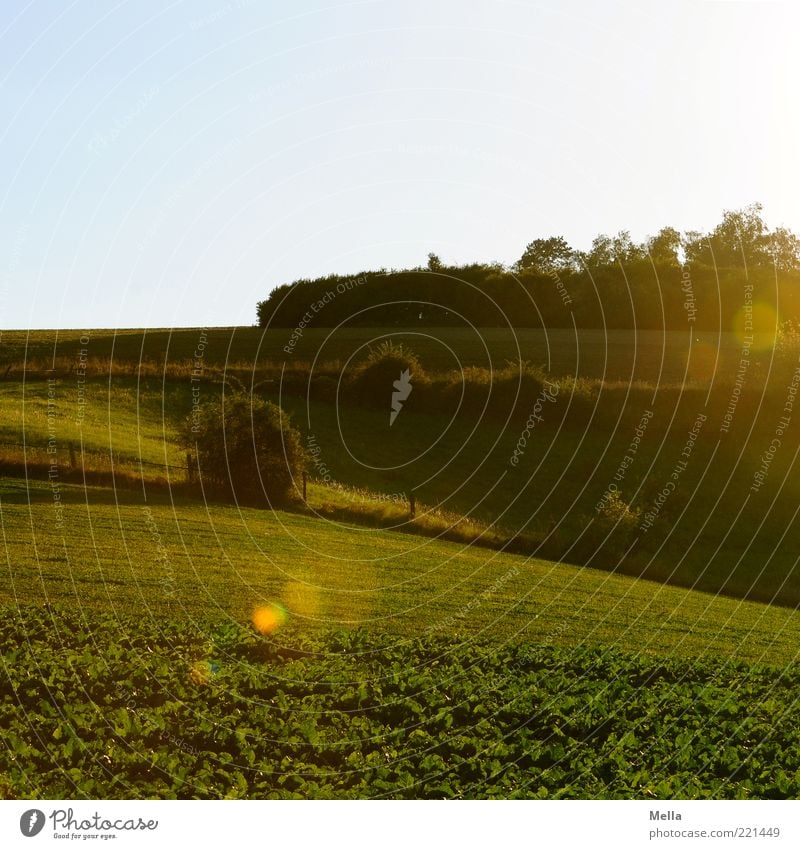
1,0 -> 798,329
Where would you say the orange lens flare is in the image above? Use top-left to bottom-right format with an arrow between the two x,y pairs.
252,603 -> 287,635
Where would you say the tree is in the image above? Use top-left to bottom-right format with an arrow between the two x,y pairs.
515,236 -> 575,273
712,203 -> 769,266
686,203 -> 770,267
427,252 -> 443,272
682,230 -> 707,265
646,226 -> 682,265
185,393 -> 305,505
581,231 -> 644,266
612,231 -> 646,263
768,227 -> 800,272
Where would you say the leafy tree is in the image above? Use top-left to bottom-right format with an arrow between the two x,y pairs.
515,236 -> 575,273
427,253 -> 443,272
686,203 -> 769,267
646,226 -> 682,265
713,203 -> 769,265
581,231 -> 644,266
580,234 -> 613,266
768,227 -> 800,272
185,393 -> 305,505
613,231 -> 646,263
681,230 -> 707,265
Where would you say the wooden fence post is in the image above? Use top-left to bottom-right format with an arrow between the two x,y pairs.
187,452 -> 194,483
409,491 -> 416,519
302,471 -> 307,502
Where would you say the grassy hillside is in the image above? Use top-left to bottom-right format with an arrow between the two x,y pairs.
4,326 -> 800,799
3,322 -> 800,607
0,326 -> 760,383
2,477 -> 798,665
4,479 -> 800,799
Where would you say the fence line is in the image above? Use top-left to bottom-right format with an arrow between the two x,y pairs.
0,443 -> 418,515
0,440 -> 194,479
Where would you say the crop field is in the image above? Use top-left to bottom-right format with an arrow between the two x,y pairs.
4,607 -> 800,800
3,476 -> 800,798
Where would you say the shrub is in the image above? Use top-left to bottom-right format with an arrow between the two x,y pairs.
569,490 -> 641,564
346,341 -> 427,408
597,489 -> 640,529
184,392 -> 305,505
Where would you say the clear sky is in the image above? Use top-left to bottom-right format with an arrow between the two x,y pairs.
1,0 -> 798,330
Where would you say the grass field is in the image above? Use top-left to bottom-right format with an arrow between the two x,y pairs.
4,478 -> 800,798
3,325 -> 800,799
2,478 -> 798,663
0,326 -> 765,383
3,352 -> 799,606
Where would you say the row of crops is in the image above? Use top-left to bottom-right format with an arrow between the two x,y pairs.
2,605 -> 799,799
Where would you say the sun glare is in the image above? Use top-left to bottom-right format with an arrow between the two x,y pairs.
733,301 -> 779,351
252,603 -> 288,635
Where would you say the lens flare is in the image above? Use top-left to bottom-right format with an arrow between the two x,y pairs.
252,602 -> 287,635
733,301 -> 779,351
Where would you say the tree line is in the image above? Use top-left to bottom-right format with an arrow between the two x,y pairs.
257,204 -> 800,331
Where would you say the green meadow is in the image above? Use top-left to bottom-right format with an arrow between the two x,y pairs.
0,325 -> 757,382
3,326 -> 799,606
2,477 -> 798,663
3,325 -> 800,798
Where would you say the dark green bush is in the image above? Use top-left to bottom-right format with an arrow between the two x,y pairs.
346,341 -> 427,408
185,392 -> 305,505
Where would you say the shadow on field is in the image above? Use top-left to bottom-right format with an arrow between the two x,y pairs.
0,469 -> 181,507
